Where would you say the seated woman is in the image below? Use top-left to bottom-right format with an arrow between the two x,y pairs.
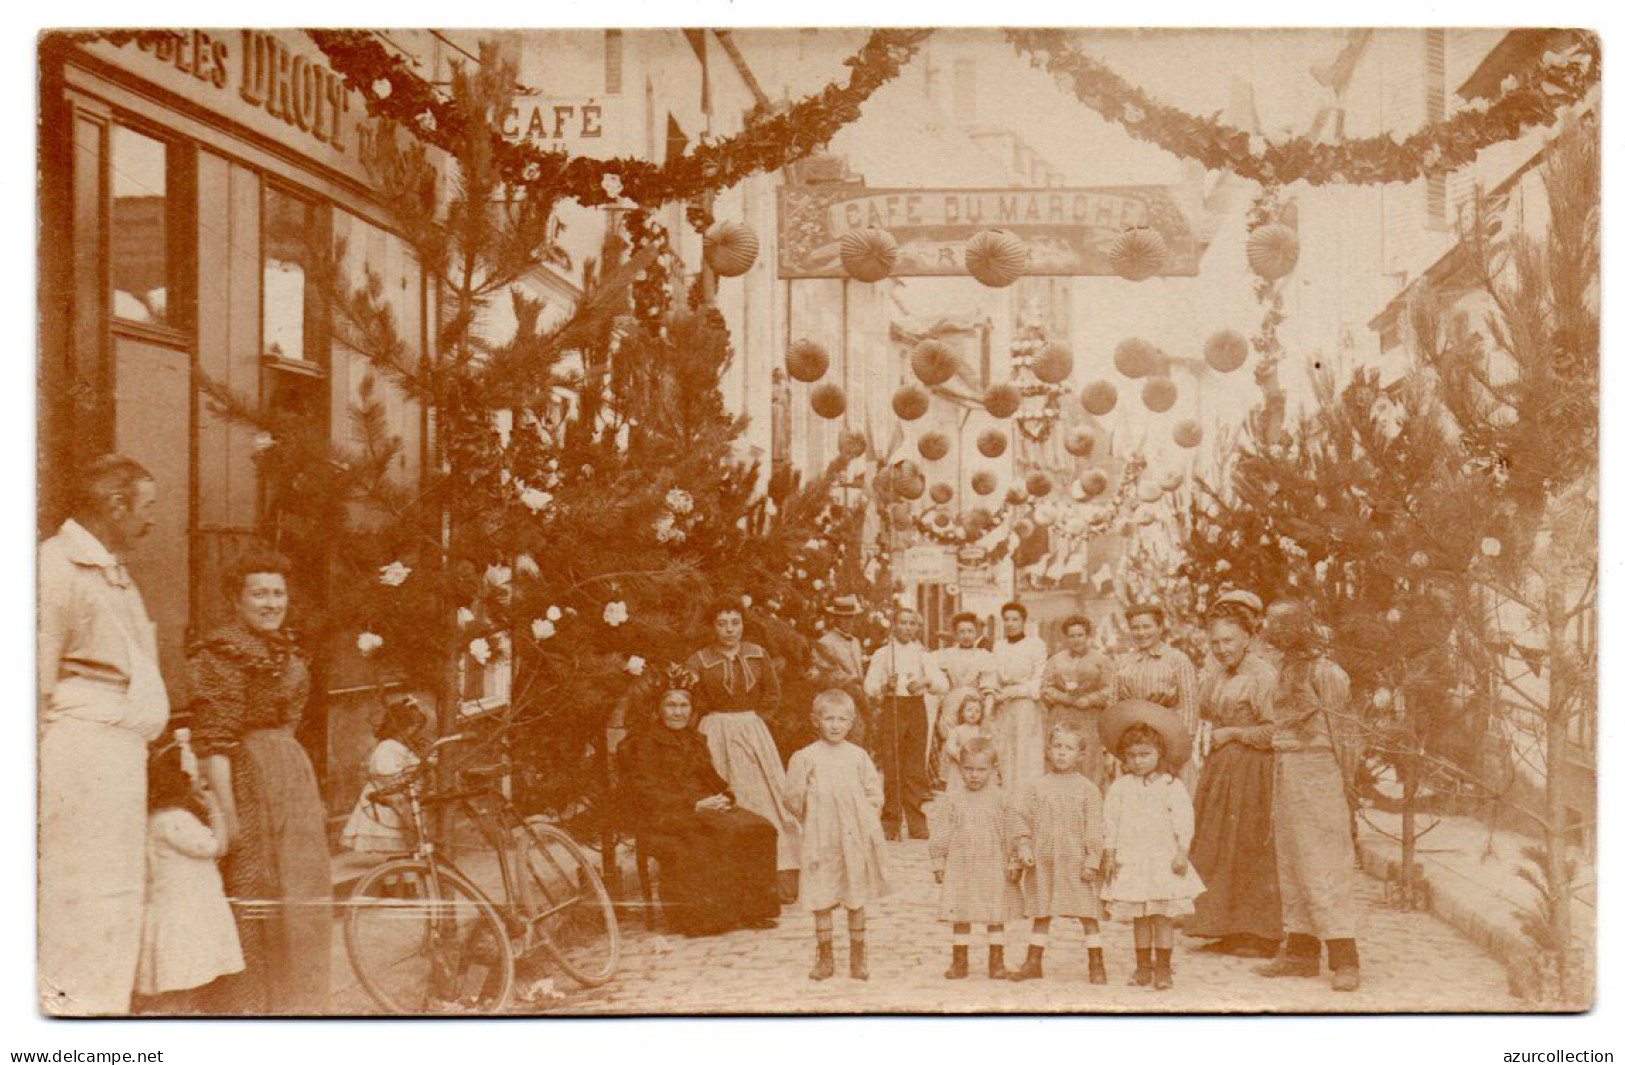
618,666 -> 782,937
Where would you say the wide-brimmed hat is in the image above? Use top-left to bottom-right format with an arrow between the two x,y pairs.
1099,699 -> 1193,770
1210,589 -> 1265,619
826,595 -> 863,617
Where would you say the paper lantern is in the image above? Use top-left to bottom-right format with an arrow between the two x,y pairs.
1079,469 -> 1109,497
786,339 -> 830,383
1006,484 -> 1029,506
810,383 -> 846,420
1033,503 -> 1058,527
1068,479 -> 1088,502
976,428 -> 1009,458
984,382 -> 1021,419
964,508 -> 995,537
837,430 -> 867,459
911,340 -> 959,387
703,221 -> 759,277
1013,517 -> 1037,540
1114,338 -> 1160,379
1159,470 -> 1185,492
872,467 -> 900,500
1247,223 -> 1300,281
896,459 -> 923,481
971,470 -> 999,496
1080,380 -> 1118,416
1109,227 -> 1169,281
1137,480 -> 1164,504
893,385 -> 930,422
1203,330 -> 1250,373
917,432 -> 951,462
1064,427 -> 1096,458
1142,376 -> 1178,413
965,229 -> 1028,288
897,471 -> 926,501
839,228 -> 899,283
1173,419 -> 1203,449
1031,342 -> 1074,384
1137,511 -> 1158,526
930,482 -> 954,505
1025,471 -> 1054,498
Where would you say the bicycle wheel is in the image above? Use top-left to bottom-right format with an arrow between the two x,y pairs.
345,858 -> 515,1014
515,822 -> 620,987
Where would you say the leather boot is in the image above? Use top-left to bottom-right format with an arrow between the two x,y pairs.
849,940 -> 869,981
1153,948 -> 1174,990
809,940 -> 835,981
1327,938 -> 1361,991
988,944 -> 1010,980
1132,948 -> 1154,986
944,945 -> 969,980
1088,948 -> 1108,985
1009,945 -> 1043,981
1254,934 -> 1321,979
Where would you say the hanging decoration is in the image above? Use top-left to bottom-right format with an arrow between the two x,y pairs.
1247,222 -> 1300,281
810,383 -> 847,420
1108,227 -> 1170,281
1158,470 -> 1185,492
896,470 -> 927,501
1064,427 -> 1097,458
930,482 -> 954,505
837,429 -> 868,459
911,502 -> 1014,547
964,229 -> 1029,288
1079,468 -> 1110,497
1114,337 -> 1161,379
917,432 -> 951,462
1025,471 -> 1055,498
703,221 -> 759,277
305,28 -> 933,210
1203,330 -> 1249,373
1142,376 -> 1179,413
840,228 -> 900,283
786,338 -> 831,382
910,339 -> 960,387
1030,341 -> 1075,384
1137,480 -> 1164,504
1080,380 -> 1119,417
1005,29 -> 1599,188
976,428 -> 1009,458
984,382 -> 1022,418
1006,484 -> 1030,506
1173,419 -> 1204,449
971,470 -> 999,496
892,385 -> 930,421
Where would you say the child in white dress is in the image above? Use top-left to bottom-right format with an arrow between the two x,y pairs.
786,689 -> 890,981
939,693 -> 997,793
341,697 -> 427,854
1101,719 -> 1205,990
1009,722 -> 1107,984
929,737 -> 1018,979
135,742 -> 244,1005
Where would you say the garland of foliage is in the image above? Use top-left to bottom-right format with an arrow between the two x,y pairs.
303,28 -> 931,209
1006,28 -> 1599,187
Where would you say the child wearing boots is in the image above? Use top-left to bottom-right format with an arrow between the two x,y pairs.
1008,721 -> 1108,984
1099,701 -> 1205,990
928,737 -> 1019,979
786,689 -> 891,981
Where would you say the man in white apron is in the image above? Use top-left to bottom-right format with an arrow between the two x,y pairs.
38,455 -> 170,1014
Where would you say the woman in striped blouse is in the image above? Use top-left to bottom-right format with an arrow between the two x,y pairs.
1112,603 -> 1201,791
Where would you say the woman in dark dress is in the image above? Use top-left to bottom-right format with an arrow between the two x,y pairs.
190,548 -> 330,1014
1186,608 -> 1282,957
619,669 -> 781,936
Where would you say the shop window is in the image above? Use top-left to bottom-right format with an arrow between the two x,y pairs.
262,186 -> 328,365
110,124 -> 191,330
460,632 -> 512,716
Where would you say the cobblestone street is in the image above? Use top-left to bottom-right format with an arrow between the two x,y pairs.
331,823 -> 1523,1015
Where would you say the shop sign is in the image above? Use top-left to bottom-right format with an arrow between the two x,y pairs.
500,97 -> 622,153
901,545 -> 957,586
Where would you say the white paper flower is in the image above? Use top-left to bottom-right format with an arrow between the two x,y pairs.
1248,133 -> 1267,157
625,655 -> 646,676
520,487 -> 553,514
1410,552 -> 1431,568
531,618 -> 556,641
665,488 -> 694,515
1481,537 -> 1503,558
485,564 -> 512,588
1314,559 -> 1331,583
516,554 -> 541,579
1500,74 -> 1520,94
457,607 -> 476,628
357,632 -> 384,656
812,579 -> 825,591
469,638 -> 492,665
417,110 -> 437,132
547,605 -> 563,622
1215,560 -> 1232,574
740,594 -> 753,608
253,431 -> 277,453
654,514 -> 685,543
601,172 -> 624,199
603,600 -> 629,628
1372,688 -> 1394,711
378,561 -> 412,587
1386,608 -> 1403,624
1122,103 -> 1145,124
372,78 -> 392,99
522,161 -> 541,182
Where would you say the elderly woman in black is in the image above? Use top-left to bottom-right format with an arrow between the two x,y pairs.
619,666 -> 782,936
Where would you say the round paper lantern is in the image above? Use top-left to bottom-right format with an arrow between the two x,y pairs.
896,459 -> 923,481
1109,227 -> 1170,281
1247,223 -> 1300,281
1159,470 -> 1185,492
1114,338 -> 1160,379
703,221 -> 759,277
964,508 -> 995,537
1031,342 -> 1074,384
976,428 -> 1009,458
1137,511 -> 1158,527
1025,471 -> 1054,498
971,470 -> 999,496
1203,330 -> 1250,373
1068,479 -> 1087,502
786,339 -> 830,383
897,471 -> 926,501
1013,517 -> 1036,540
1137,480 -> 1164,504
1080,380 -> 1119,417
917,432 -> 951,462
893,385 -> 930,422
837,430 -> 867,459
810,383 -> 846,420
1063,427 -> 1096,458
910,340 -> 959,387
984,382 -> 1021,419
930,482 -> 954,505
839,228 -> 899,283
872,467 -> 900,500
965,229 -> 1028,288
1033,503 -> 1058,527
1173,419 -> 1203,449
1006,485 -> 1029,506
1079,469 -> 1109,497
1142,376 -> 1178,413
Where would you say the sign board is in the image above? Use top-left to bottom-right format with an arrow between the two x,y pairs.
902,545 -> 958,586
499,97 -> 624,153
778,184 -> 1211,279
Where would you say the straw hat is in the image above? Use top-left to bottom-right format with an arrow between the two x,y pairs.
1211,589 -> 1265,618
1099,699 -> 1193,770
826,595 -> 863,617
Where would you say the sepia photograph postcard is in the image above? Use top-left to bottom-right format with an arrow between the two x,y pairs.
32,22 -> 1599,1021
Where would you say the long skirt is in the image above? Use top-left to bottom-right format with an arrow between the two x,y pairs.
1187,741 -> 1282,941
698,711 -> 801,871
38,718 -> 149,1015
994,697 -> 1046,798
644,808 -> 781,935
1275,748 -> 1358,940
211,728 -> 331,1014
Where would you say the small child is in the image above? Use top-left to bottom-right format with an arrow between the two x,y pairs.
929,737 -> 1019,979
786,689 -> 891,981
1100,716 -> 1205,991
134,740 -> 245,1006
341,697 -> 428,854
939,693 -> 997,794
1009,722 -> 1108,984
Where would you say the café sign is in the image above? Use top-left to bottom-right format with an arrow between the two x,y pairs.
777,184 -> 1216,279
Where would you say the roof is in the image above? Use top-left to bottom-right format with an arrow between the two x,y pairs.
1456,29 -> 1587,100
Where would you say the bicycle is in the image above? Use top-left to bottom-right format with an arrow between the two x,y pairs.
343,731 -> 620,1014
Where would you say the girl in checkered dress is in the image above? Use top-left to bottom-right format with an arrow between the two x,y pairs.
928,737 -> 1019,979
